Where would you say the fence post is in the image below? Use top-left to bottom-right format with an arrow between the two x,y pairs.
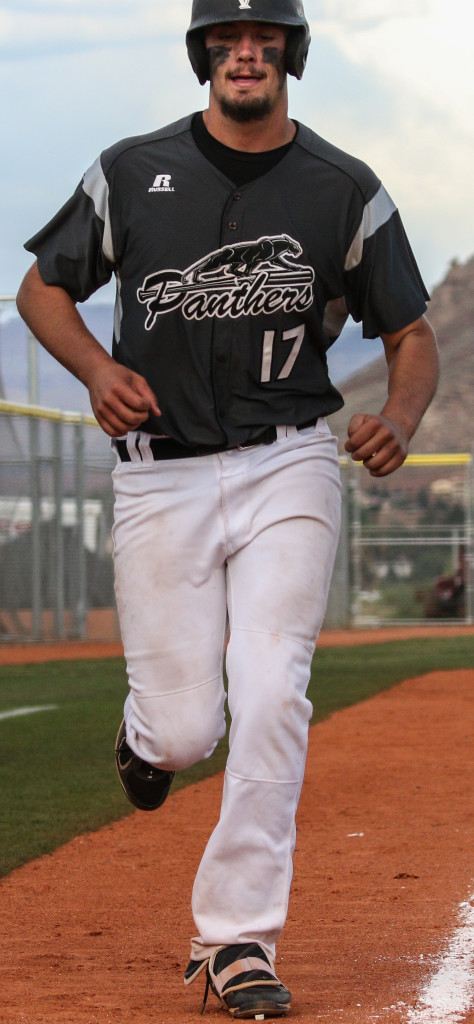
324,461 -> 350,628
74,418 -> 87,639
350,462 -> 362,626
53,418 -> 65,639
28,414 -> 42,640
27,329 -> 40,406
467,451 -> 473,624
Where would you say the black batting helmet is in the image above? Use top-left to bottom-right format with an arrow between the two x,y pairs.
186,0 -> 311,84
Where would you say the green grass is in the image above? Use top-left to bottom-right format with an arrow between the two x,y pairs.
308,636 -> 474,721
0,636 -> 472,877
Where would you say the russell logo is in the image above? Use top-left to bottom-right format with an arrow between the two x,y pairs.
238,0 -> 252,8
149,174 -> 175,193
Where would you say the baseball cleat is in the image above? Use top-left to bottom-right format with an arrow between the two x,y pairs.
114,719 -> 174,812
184,943 -> 291,1018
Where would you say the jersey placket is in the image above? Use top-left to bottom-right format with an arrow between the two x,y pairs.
211,189 -> 246,439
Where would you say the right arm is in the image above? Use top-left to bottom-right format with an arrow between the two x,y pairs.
16,262 -> 161,437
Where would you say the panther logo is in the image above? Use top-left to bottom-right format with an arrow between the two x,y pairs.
137,235 -> 314,327
181,235 -> 303,286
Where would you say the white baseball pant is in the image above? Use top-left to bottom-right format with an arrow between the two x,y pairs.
111,419 -> 341,962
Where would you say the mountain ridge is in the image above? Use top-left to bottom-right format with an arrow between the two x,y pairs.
328,254 -> 474,454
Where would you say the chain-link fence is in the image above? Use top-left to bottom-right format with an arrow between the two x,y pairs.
334,452 -> 473,628
1,398 -> 471,642
0,401 -> 117,641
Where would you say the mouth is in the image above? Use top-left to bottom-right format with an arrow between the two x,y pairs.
227,71 -> 266,88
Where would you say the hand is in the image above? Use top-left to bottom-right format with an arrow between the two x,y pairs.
344,413 -> 409,477
86,359 -> 161,437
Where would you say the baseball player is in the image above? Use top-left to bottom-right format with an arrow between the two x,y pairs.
17,0 -> 439,1017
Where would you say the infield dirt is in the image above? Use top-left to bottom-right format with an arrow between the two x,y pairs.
0,631 -> 473,1024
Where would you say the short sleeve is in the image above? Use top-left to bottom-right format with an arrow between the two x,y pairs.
24,157 -> 115,303
343,184 -> 430,339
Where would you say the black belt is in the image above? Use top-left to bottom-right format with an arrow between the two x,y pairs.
114,419 -> 318,462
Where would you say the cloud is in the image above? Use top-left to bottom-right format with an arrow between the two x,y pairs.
0,1 -> 191,59
300,0 -> 474,284
0,23 -> 203,293
313,0 -> 431,24
311,0 -> 474,132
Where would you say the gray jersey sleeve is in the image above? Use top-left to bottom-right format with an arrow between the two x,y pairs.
24,157 -> 115,303
343,184 -> 429,338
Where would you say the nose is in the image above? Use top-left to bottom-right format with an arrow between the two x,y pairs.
235,32 -> 258,62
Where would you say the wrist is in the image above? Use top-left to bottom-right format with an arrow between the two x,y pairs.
379,406 -> 415,443
78,344 -> 114,390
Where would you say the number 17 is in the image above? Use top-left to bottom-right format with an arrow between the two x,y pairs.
260,324 -> 305,383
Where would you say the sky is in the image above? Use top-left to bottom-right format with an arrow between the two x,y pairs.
1,0 -> 473,304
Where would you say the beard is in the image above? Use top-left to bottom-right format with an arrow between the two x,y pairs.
218,94 -> 272,122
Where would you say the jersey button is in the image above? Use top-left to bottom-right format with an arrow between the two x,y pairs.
228,221 -> 238,231
233,192 -> 242,201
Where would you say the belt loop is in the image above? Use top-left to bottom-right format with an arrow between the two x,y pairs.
276,425 -> 298,441
126,432 -> 143,463
136,432 -> 154,463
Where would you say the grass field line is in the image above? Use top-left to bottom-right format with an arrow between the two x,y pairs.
405,889 -> 474,1024
0,704 -> 58,721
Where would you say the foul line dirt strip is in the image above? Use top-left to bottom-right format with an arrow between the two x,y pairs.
1,669 -> 473,1024
0,625 -> 473,665
0,640 -> 124,665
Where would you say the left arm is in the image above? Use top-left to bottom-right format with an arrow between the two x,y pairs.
344,315 -> 439,477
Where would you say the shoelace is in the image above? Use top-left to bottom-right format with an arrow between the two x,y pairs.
200,969 -> 211,1014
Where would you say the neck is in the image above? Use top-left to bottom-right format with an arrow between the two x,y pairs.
203,91 -> 295,152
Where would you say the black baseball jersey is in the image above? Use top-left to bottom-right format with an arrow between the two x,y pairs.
25,114 -> 429,447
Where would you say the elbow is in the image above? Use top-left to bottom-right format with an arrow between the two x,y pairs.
425,320 -> 440,393
16,262 -> 38,321
16,278 -> 27,319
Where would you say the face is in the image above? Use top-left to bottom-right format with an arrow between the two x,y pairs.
205,21 -> 288,123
